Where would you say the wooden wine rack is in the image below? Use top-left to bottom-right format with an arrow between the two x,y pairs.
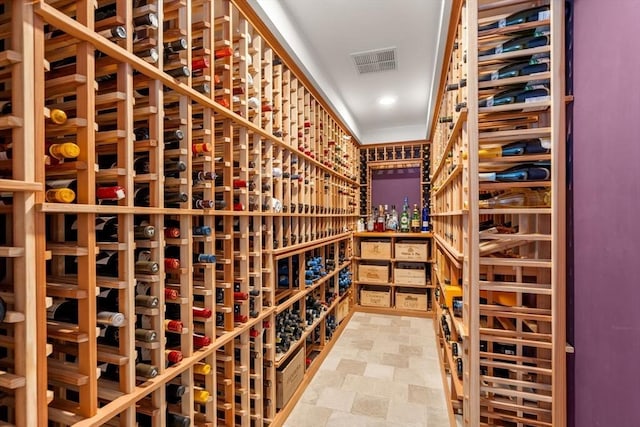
1,0 -> 359,425
431,0 -> 566,426
358,142 -> 429,219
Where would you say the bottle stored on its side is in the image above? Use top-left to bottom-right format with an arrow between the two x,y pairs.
478,5 -> 550,31
479,58 -> 550,82
479,32 -> 549,57
478,161 -> 551,182
478,84 -> 549,108
478,138 -> 550,158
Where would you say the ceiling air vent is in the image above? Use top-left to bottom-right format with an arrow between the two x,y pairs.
351,47 -> 397,74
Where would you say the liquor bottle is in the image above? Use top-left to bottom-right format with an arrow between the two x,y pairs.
410,204 -> 421,233
421,203 -> 430,232
479,33 -> 549,57
479,5 -> 550,31
374,205 -> 385,232
386,205 -> 398,231
399,204 -> 410,233
478,84 -> 549,108
478,162 -> 551,182
478,59 -> 550,82
478,138 -> 550,158
133,282 -> 159,308
366,210 -> 375,232
478,188 -> 551,208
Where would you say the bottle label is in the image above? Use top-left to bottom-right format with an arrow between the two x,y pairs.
490,71 -> 499,81
485,96 -> 495,107
96,251 -> 115,266
497,18 -> 507,28
538,10 -> 551,21
494,44 -> 503,55
98,289 -> 111,298
0,151 -> 8,161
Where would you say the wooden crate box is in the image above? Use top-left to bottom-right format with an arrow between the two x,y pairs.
360,241 -> 391,260
395,241 -> 429,261
276,348 -> 306,409
336,298 -> 350,323
360,287 -> 391,308
358,264 -> 389,284
394,263 -> 427,286
396,289 -> 428,311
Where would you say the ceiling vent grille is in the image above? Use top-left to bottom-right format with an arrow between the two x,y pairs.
351,47 -> 397,74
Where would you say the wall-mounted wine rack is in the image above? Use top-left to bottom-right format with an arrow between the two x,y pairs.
1,0 -> 359,425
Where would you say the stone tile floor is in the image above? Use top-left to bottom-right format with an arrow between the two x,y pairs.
284,312 -> 450,427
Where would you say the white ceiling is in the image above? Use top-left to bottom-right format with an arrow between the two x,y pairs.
247,0 -> 452,145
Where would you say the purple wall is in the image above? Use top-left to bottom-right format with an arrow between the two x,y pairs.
370,167 -> 421,212
573,1 -> 640,426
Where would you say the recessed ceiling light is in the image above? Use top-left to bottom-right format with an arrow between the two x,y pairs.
378,96 -> 397,106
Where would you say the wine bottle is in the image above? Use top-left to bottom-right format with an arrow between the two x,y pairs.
45,179 -> 76,203
133,12 -> 159,29
167,412 -> 190,427
165,66 -> 190,78
164,39 -> 188,57
193,253 -> 216,264
166,383 -> 186,404
478,162 -> 551,182
478,5 -> 550,31
479,33 -> 549,57
478,138 -> 551,158
193,362 -> 211,375
164,246 -> 181,270
478,84 -> 549,108
135,250 -> 160,274
0,101 -> 11,115
45,141 -> 79,165
479,58 -> 550,82
478,188 -> 551,208
97,26 -> 127,41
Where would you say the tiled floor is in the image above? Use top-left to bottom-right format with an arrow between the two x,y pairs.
284,312 -> 450,427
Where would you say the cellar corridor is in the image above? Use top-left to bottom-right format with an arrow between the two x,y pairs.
284,313 -> 449,426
